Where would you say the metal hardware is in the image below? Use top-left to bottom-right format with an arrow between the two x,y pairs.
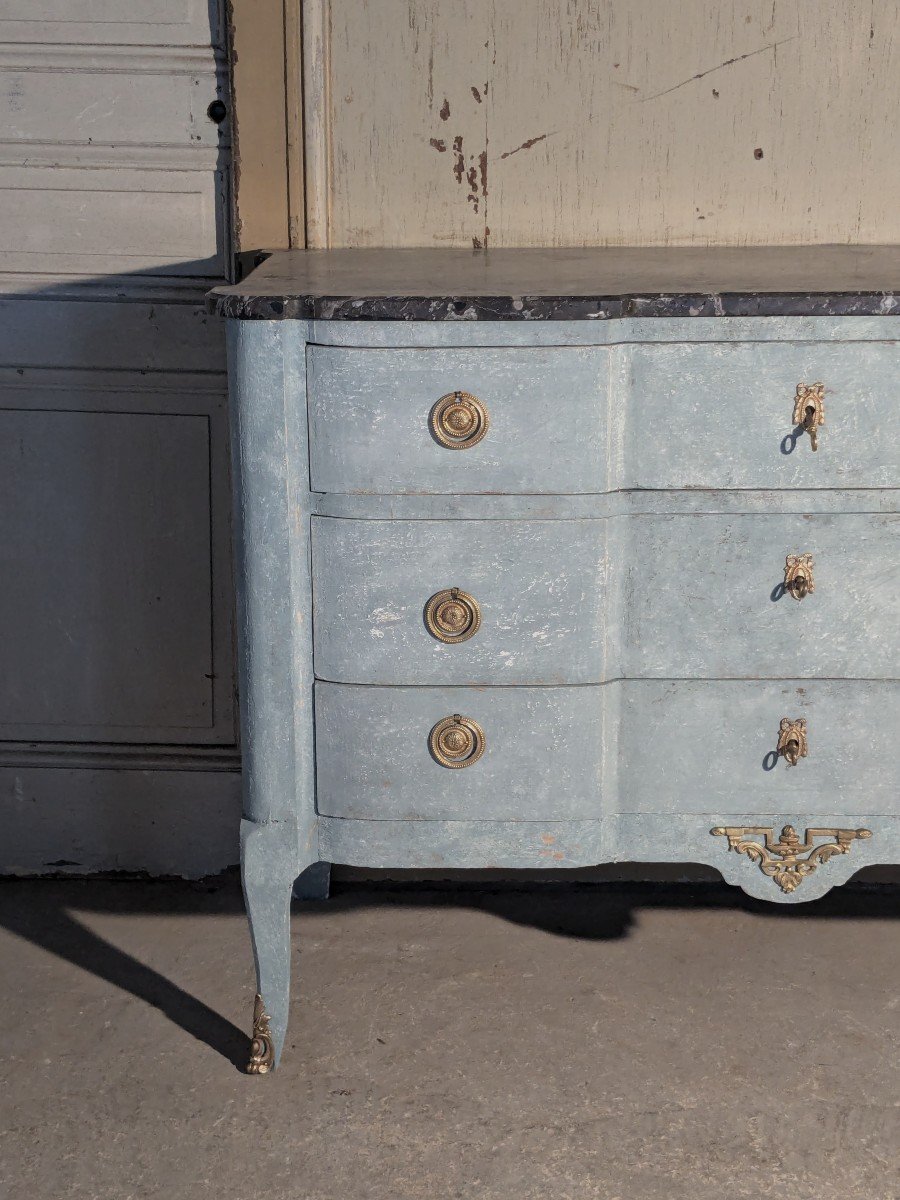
777,717 -> 808,766
429,391 -> 489,449
247,993 -> 275,1074
784,553 -> 815,600
711,825 -> 872,893
428,713 -> 485,768
424,587 -> 481,643
793,382 -> 825,451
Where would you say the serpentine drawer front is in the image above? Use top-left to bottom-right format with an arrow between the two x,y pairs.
307,345 -> 606,494
311,517 -> 607,684
315,683 -> 605,821
209,246 -> 900,1071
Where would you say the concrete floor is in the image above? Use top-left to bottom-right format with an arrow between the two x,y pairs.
0,878 -> 897,1200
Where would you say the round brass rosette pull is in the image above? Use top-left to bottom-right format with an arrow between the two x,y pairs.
428,714 -> 485,769
429,391 -> 489,449
424,587 -> 481,643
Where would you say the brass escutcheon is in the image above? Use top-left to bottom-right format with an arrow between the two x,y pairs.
777,716 -> 808,766
793,382 -> 825,451
784,553 -> 815,600
429,714 -> 485,768
430,391 -> 489,449
424,587 -> 481,643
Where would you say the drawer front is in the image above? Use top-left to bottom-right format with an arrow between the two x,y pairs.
307,345 -> 607,494
616,680 -> 899,816
624,513 -> 899,678
625,341 -> 898,489
314,683 -> 604,820
311,517 -> 606,684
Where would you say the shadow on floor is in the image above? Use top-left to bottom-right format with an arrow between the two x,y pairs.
0,872 -> 896,1071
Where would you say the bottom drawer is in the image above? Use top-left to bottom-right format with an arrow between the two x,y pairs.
314,683 -> 604,821
314,680 -> 898,823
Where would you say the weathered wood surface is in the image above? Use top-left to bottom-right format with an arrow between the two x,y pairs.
303,0 -> 900,249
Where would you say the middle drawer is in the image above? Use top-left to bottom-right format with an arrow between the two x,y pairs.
311,517 -> 607,685
312,513 -> 898,684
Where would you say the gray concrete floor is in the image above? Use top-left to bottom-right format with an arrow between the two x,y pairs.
0,877 -> 898,1200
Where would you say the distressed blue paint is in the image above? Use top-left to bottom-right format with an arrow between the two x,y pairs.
224,311 -> 899,1068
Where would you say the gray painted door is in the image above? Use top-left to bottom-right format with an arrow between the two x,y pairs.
0,2 -> 239,877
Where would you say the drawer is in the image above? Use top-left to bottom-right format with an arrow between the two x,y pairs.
307,345 -> 607,494
616,680 -> 899,816
625,341 -> 898,489
314,683 -> 604,820
624,513 -> 899,678
311,517 -> 606,684
307,339 -> 897,494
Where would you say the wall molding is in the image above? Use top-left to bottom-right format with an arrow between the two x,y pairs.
0,43 -> 226,74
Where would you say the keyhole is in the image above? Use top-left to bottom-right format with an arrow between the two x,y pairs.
207,100 -> 228,125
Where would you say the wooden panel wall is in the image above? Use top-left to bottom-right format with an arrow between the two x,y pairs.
302,0 -> 900,248
0,2 -> 241,877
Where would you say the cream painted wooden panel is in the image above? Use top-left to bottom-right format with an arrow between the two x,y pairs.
0,0 -> 220,46
306,0 -> 900,248
0,166 -> 225,276
0,47 -> 221,150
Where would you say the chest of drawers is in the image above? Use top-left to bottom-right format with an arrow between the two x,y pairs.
210,247 -> 900,1072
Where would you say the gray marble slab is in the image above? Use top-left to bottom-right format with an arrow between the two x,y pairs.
208,246 -> 900,320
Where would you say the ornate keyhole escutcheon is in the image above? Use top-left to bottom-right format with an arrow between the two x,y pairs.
711,825 -> 872,893
429,714 -> 485,768
430,391 -> 489,449
784,553 -> 814,600
793,382 -> 825,451
777,716 -> 807,766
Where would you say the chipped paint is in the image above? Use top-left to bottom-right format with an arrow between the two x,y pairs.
307,2 -> 898,249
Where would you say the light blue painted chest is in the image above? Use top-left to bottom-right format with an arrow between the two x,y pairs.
210,247 -> 900,1071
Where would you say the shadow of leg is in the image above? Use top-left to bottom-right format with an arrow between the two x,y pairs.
0,888 -> 247,1070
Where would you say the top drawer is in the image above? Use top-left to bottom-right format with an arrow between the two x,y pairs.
306,340 -> 898,495
307,345 -> 606,494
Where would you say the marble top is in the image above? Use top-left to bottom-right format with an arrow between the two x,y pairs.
208,246 -> 900,320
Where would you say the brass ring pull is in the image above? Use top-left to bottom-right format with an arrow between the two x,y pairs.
424,587 -> 481,643
784,553 -> 814,600
793,383 -> 825,451
777,717 -> 808,767
430,391 -> 489,449
429,714 -> 485,768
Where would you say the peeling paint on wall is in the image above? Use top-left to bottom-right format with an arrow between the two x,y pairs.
312,0 -> 900,248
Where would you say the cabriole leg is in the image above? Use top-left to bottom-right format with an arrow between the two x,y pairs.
241,818 -> 311,1073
